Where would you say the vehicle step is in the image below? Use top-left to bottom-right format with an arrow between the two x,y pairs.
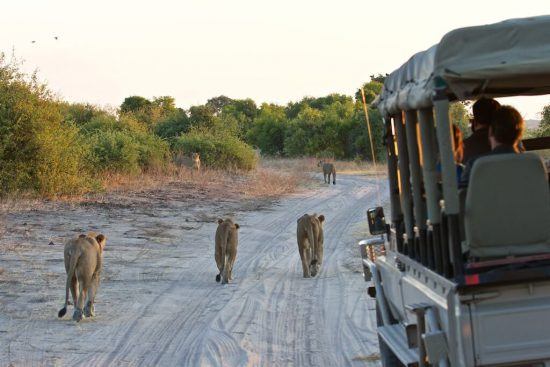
379,324 -> 419,366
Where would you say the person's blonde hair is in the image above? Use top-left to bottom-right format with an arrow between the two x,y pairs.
452,124 -> 464,163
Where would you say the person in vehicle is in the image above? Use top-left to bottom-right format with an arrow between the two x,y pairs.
462,98 -> 501,163
460,105 -> 525,187
438,124 -> 465,183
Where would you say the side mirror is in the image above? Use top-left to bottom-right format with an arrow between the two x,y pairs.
367,207 -> 386,235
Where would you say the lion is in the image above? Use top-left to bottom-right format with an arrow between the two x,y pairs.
175,152 -> 201,171
58,232 -> 107,322
192,152 -> 201,171
215,218 -> 240,284
317,160 -> 336,185
296,213 -> 325,278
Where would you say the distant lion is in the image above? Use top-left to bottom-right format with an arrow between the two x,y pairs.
296,213 -> 325,278
175,152 -> 201,171
58,233 -> 107,322
317,160 -> 336,185
192,152 -> 201,171
215,219 -> 240,284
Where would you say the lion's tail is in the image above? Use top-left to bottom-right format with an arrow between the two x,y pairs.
58,248 -> 80,318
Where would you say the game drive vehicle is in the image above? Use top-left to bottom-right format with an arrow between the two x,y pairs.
359,16 -> 550,366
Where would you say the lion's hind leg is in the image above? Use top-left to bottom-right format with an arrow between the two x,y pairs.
69,275 -> 78,307
227,247 -> 237,282
299,242 -> 311,278
215,239 -> 223,282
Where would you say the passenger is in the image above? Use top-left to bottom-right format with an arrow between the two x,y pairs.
462,98 -> 501,163
460,105 -> 524,187
438,124 -> 465,183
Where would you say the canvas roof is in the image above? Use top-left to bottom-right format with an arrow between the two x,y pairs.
375,15 -> 550,116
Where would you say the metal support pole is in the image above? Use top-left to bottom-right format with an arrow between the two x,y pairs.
418,107 -> 443,273
418,108 -> 441,223
433,97 -> 463,276
405,110 -> 428,265
385,119 -> 403,218
384,117 -> 404,253
393,112 -> 415,257
433,99 -> 459,215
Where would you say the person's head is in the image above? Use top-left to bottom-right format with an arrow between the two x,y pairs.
472,98 -> 501,131
489,105 -> 524,149
451,124 -> 464,163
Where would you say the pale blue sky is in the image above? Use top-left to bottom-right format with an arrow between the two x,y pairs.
1,0 -> 549,118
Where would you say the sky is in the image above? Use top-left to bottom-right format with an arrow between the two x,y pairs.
1,0 -> 549,119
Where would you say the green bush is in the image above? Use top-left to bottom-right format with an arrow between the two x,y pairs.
78,110 -> 170,174
0,55 -> 92,196
173,129 -> 257,170
88,130 -> 169,174
154,110 -> 191,140
35,123 -> 93,196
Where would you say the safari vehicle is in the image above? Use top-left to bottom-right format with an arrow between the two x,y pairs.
359,16 -> 550,366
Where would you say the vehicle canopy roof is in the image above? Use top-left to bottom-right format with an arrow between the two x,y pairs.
374,15 -> 550,117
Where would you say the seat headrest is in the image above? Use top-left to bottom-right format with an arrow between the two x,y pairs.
465,153 -> 550,258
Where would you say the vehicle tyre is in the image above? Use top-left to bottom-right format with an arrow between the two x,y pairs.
376,302 -> 404,367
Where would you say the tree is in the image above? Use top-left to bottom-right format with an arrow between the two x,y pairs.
285,95 -> 351,119
246,104 -> 287,155
354,81 -> 383,104
120,96 -> 152,114
206,95 -> 234,115
370,73 -> 388,84
449,102 -> 470,137
537,104 -> 550,137
189,105 -> 217,129
0,53 -> 91,195
152,96 -> 176,115
154,109 -> 191,140
221,98 -> 258,136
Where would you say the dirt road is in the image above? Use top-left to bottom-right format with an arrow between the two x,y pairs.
0,173 -> 386,366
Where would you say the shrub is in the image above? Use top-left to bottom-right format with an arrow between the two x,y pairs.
88,130 -> 169,174
173,129 -> 257,170
34,123 -> 93,196
154,110 -> 191,140
0,54 -> 92,196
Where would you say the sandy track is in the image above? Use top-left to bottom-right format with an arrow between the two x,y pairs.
0,174 -> 385,366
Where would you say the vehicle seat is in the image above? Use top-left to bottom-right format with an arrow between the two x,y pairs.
465,153 -> 550,259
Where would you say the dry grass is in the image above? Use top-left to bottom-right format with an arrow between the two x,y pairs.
242,160 -> 312,198
263,157 -> 385,175
0,158 -> 383,210
328,160 -> 385,175
97,160 -> 313,202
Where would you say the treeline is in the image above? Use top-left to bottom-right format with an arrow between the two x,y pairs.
0,54 -> 472,197
120,82 -> 389,161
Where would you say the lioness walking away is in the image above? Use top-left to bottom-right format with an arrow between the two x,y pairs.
296,213 -> 325,278
215,218 -> 240,284
58,233 -> 107,322
318,160 -> 336,185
